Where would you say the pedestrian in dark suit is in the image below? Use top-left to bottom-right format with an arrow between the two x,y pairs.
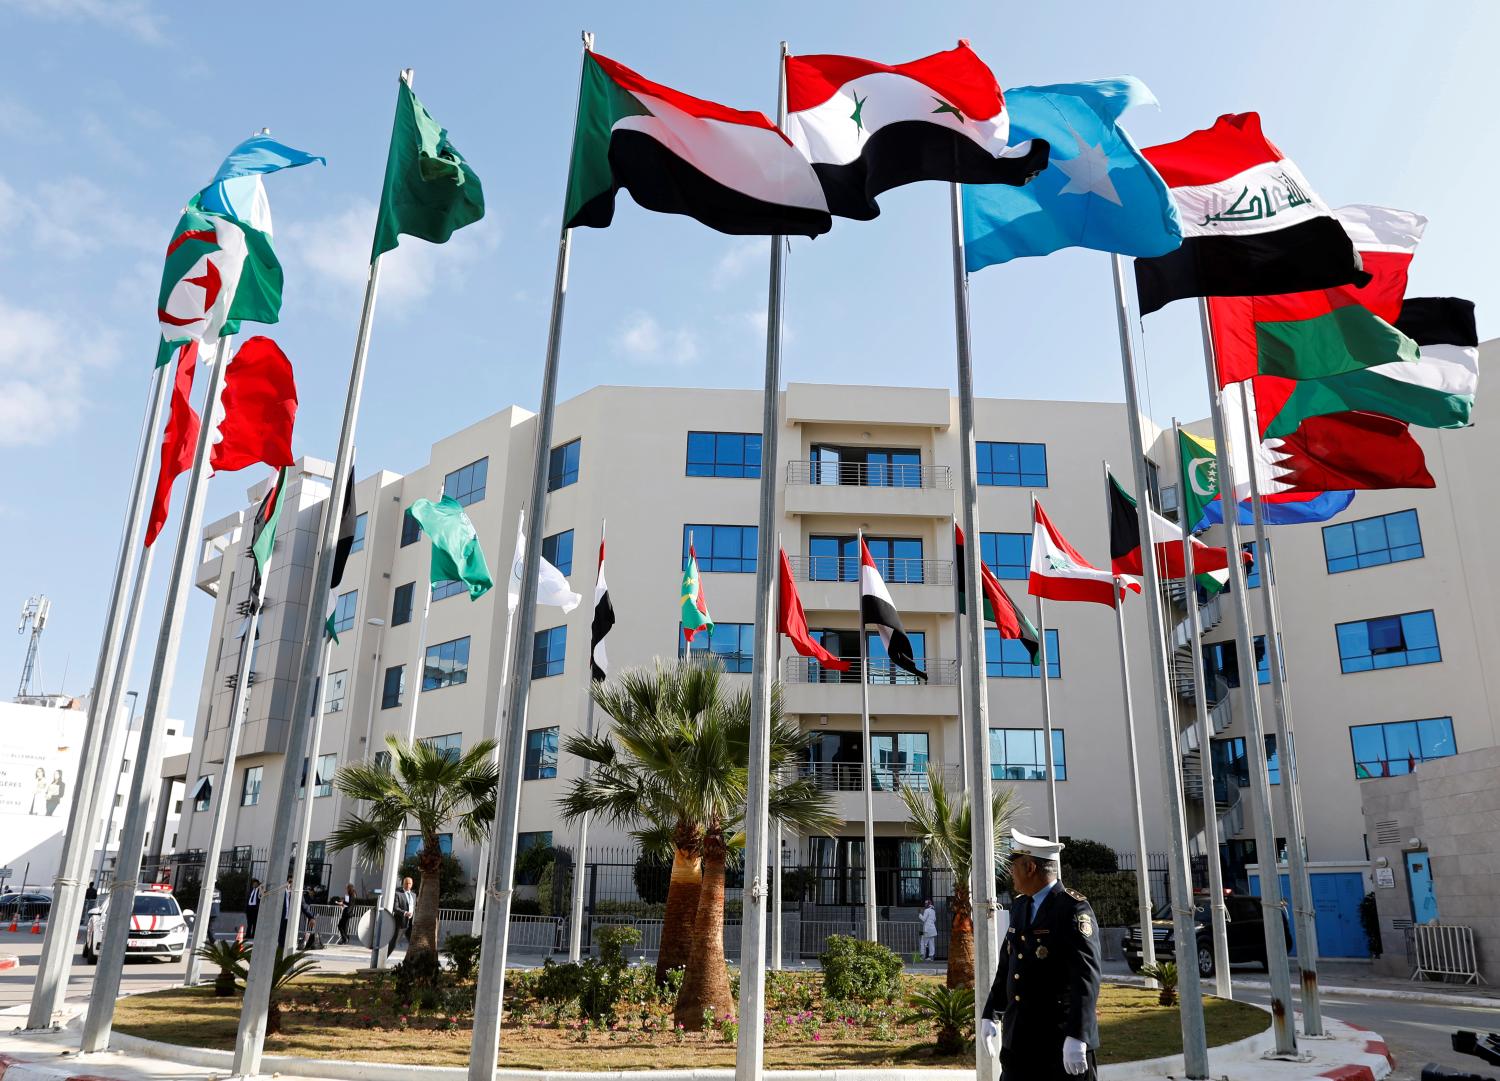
336,884 -> 356,944
394,877 -> 417,946
982,830 -> 1102,1080
277,879 -> 316,951
245,879 -> 261,937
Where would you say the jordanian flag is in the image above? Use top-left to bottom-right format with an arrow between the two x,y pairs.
954,525 -> 1040,664
564,51 -> 832,237
681,542 -> 714,642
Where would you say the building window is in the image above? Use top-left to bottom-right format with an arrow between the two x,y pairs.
432,579 -> 469,601
985,628 -> 1060,678
1323,510 -> 1423,575
192,776 -> 211,812
1203,636 -> 1271,689
1211,737 -> 1280,795
524,727 -> 559,780
422,636 -> 471,691
421,733 -> 462,762
404,833 -> 454,860
374,750 -> 391,772
809,444 -> 922,488
350,513 -> 367,554
684,524 -> 758,573
1336,610 -> 1441,673
980,532 -> 1032,581
325,670 -> 347,713
976,441 -> 1047,487
400,508 -> 422,547
331,591 -> 358,634
532,626 -> 567,679
241,766 -> 263,807
542,530 -> 574,576
989,729 -> 1066,781
315,753 -> 337,798
680,622 -> 754,674
808,535 -> 923,583
392,582 -> 414,626
547,439 -> 581,491
1350,717 -> 1456,778
381,664 -> 405,709
871,732 -> 929,790
1243,542 -> 1260,589
1160,484 -> 1180,518
443,457 -> 488,507
516,831 -> 553,885
687,431 -> 762,478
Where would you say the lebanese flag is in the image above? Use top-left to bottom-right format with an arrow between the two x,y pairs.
590,530 -> 615,682
1133,113 -> 1368,315
1106,474 -> 1243,580
210,336 -> 297,473
562,51 -> 831,237
785,41 -> 1049,220
859,538 -> 925,681
145,342 -> 201,547
1028,499 -> 1137,607
779,549 -> 849,672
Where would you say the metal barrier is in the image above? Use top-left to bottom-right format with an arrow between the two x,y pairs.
786,460 -> 952,490
1412,923 -> 1487,984
784,555 -> 955,587
796,761 -> 963,794
781,656 -> 960,686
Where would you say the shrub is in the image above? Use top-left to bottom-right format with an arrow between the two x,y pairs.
515,844 -> 556,888
595,924 -> 642,968
397,851 -> 468,905
194,939 -> 249,997
594,899 -> 666,918
535,959 -> 588,1003
633,853 -> 671,905
820,935 -> 903,1003
1140,961 -> 1178,1006
1060,837 -> 1119,875
782,866 -> 819,903
908,983 -> 974,1054
445,933 -> 483,981
1064,870 -> 1140,927
511,897 -> 543,915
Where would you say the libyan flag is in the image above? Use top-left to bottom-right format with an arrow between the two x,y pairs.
954,525 -> 1040,664
372,81 -> 485,261
681,543 -> 714,642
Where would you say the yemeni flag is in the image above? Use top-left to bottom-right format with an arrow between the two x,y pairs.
778,548 -> 849,672
563,51 -> 831,237
860,537 -> 925,681
1107,473 -> 1241,582
1133,113 -> 1369,315
954,526 -> 1041,665
372,81 -> 486,261
590,530 -> 615,682
210,337 -> 298,473
681,542 -> 714,642
410,495 -> 494,601
158,205 -> 283,346
1028,498 -> 1136,607
328,467 -> 358,590
785,41 -> 1049,221
248,466 -> 291,604
145,342 -> 201,547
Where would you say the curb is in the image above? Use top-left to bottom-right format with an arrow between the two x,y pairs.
1314,1029 -> 1395,1081
1106,973 -> 1497,1010
0,1052 -> 114,1081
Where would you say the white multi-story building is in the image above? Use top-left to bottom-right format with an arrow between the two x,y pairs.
169,366 -> 1499,954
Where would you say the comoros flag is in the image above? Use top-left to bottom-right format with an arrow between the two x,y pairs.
158,205 -> 282,346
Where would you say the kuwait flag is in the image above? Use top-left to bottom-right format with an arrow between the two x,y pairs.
563,51 -> 831,237
1028,499 -> 1137,607
590,529 -> 615,682
785,41 -> 1049,221
1106,473 -> 1242,581
955,525 -> 1040,665
859,537 -> 925,681
1133,113 -> 1368,315
779,548 -> 849,672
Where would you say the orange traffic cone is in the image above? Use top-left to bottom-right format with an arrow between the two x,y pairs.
236,925 -> 245,944
30,915 -> 41,934
6,915 -> 15,933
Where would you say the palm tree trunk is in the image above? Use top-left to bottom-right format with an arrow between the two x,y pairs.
947,883 -> 975,990
655,825 -> 702,985
673,830 -> 734,1030
406,836 -> 444,986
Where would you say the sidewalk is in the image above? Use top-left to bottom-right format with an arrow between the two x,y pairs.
1101,957 -> 1498,1007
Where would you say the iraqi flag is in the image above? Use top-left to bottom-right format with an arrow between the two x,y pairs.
859,537 -> 925,681
1107,473 -> 1243,581
779,548 -> 849,672
1133,113 -> 1369,315
563,51 -> 831,237
785,41 -> 1048,221
1028,499 -> 1137,607
590,531 -> 615,683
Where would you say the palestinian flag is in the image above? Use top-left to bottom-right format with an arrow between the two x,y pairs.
1028,498 -> 1136,607
778,548 -> 849,672
1133,113 -> 1369,315
158,205 -> 282,346
328,466 -> 358,590
590,530 -> 615,682
563,51 -> 831,237
145,342 -> 201,547
1107,473 -> 1241,581
954,525 -> 1040,664
860,537 -> 925,681
248,466 -> 291,604
681,543 -> 714,642
210,336 -> 298,474
785,41 -> 1049,221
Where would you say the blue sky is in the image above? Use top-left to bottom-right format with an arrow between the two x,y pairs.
1,1 -> 1495,723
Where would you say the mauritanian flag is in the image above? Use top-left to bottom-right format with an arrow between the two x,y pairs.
681,543 -> 714,642
1028,499 -> 1137,607
954,525 -> 1040,664
785,41 -> 1049,221
564,51 -> 831,237
1133,113 -> 1369,315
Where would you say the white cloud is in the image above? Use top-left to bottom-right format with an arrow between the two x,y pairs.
613,311 -> 699,366
0,294 -> 118,446
0,172 -> 158,257
0,0 -> 167,44
712,237 -> 765,289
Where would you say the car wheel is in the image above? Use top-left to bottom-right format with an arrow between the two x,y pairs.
1198,944 -> 1214,979
84,944 -> 97,966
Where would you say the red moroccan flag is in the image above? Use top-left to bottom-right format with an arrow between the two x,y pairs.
145,342 -> 201,547
210,336 -> 298,473
778,548 -> 849,672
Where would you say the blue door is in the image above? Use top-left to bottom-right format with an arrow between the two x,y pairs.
1249,871 -> 1372,958
1405,851 -> 1439,924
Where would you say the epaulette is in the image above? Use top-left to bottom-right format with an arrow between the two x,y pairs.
1064,886 -> 1088,902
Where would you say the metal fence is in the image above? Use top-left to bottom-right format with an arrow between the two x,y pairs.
781,656 -> 960,686
786,460 -> 952,490
784,555 -> 955,587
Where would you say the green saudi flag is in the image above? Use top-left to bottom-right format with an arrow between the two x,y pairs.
1177,428 -> 1229,597
372,81 -> 485,261
408,495 -> 493,600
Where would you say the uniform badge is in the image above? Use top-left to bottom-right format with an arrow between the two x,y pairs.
1035,945 -> 1049,959
1076,912 -> 1094,938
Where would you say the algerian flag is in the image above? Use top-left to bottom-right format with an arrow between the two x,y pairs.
372,81 -> 485,261
507,514 -> 581,614
408,495 -> 493,601
681,542 -> 714,642
157,205 -> 282,347
1176,428 -> 1229,596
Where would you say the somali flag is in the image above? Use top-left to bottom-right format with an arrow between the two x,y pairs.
196,134 -> 325,233
963,77 -> 1181,270
1195,490 -> 1355,529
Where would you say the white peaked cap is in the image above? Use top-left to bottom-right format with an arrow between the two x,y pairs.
1010,829 -> 1065,861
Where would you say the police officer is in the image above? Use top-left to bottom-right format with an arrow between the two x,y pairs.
982,831 -> 1101,1080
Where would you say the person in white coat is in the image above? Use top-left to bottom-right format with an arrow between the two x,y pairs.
918,899 -> 939,960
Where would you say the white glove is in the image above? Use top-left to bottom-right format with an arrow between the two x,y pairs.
1063,1036 -> 1089,1075
980,1018 -> 1000,1057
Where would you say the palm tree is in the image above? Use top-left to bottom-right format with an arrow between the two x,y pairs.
900,768 -> 1019,989
328,734 -> 497,986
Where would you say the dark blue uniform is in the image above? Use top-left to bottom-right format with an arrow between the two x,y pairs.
983,885 -> 1102,1081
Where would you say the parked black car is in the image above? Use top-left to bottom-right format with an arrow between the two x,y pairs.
0,891 -> 53,922
1124,894 -> 1293,978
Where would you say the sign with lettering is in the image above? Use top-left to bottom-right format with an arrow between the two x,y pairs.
1374,867 -> 1396,889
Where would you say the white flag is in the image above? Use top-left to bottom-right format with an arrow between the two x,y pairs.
508,518 -> 581,614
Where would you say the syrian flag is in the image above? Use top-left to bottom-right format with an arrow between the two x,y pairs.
1107,474 -> 1242,580
779,548 -> 850,672
1028,499 -> 1137,607
329,466 -> 357,590
859,537 -> 925,681
1133,113 -> 1369,315
785,41 -> 1049,220
590,530 -> 615,683
563,51 -> 831,237
954,525 -> 1041,665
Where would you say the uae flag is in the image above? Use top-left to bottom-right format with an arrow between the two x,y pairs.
954,525 -> 1040,665
1133,113 -> 1369,315
328,466 -> 358,590
785,41 -> 1049,220
779,548 -> 849,672
1106,474 -> 1241,581
1028,499 -> 1137,607
563,51 -> 831,237
859,537 -> 925,681
590,531 -> 615,683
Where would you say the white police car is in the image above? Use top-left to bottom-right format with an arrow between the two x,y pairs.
81,885 -> 193,964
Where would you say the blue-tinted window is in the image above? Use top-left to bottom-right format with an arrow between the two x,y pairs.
421,732 -> 462,762
533,626 -> 567,679
443,457 -> 488,507
331,591 -> 358,634
240,766 -> 263,807
1214,736 -> 1278,787
392,582 -> 414,626
1323,510 -> 1424,574
989,729 -> 1066,781
1336,611 -> 1441,673
1350,717 -> 1456,778
381,665 -> 404,709
1203,636 -> 1271,689
1244,542 -> 1260,588
547,440 -> 581,491
687,431 -> 762,478
684,524 -> 757,573
400,508 -> 421,547
542,530 -> 574,576
350,513 -> 368,554
422,637 -> 470,691
524,727 -> 559,780
985,628 -> 1060,678
809,445 -> 922,488
516,831 -> 552,884
432,579 -> 468,601
404,833 -> 453,859
981,532 -> 1031,581
977,441 -> 1047,487
808,535 -> 923,582
865,629 -> 926,685
680,622 -> 754,674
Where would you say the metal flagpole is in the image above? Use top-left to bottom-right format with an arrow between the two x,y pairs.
857,528 -> 878,943
287,632 -> 336,957
231,74 -> 402,1078
29,362 -> 170,1029
82,335 -> 235,1052
1035,590 -> 1060,841
948,182 -> 1000,1081
467,37 -> 591,1081
1236,392 -> 1323,1034
1109,255 -> 1208,1077
566,517 -> 603,957
949,514 -> 968,791
772,821 -> 784,971
94,690 -> 140,887
1172,419 -> 1232,999
1197,299 -> 1300,1058
475,514 -> 523,937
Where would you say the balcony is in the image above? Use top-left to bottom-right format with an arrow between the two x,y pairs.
794,762 -> 964,824
781,656 -> 959,717
784,461 -> 954,520
785,555 -> 956,614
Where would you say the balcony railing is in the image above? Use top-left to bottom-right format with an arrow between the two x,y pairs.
782,656 -> 959,686
786,460 -> 952,490
785,555 -> 955,587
